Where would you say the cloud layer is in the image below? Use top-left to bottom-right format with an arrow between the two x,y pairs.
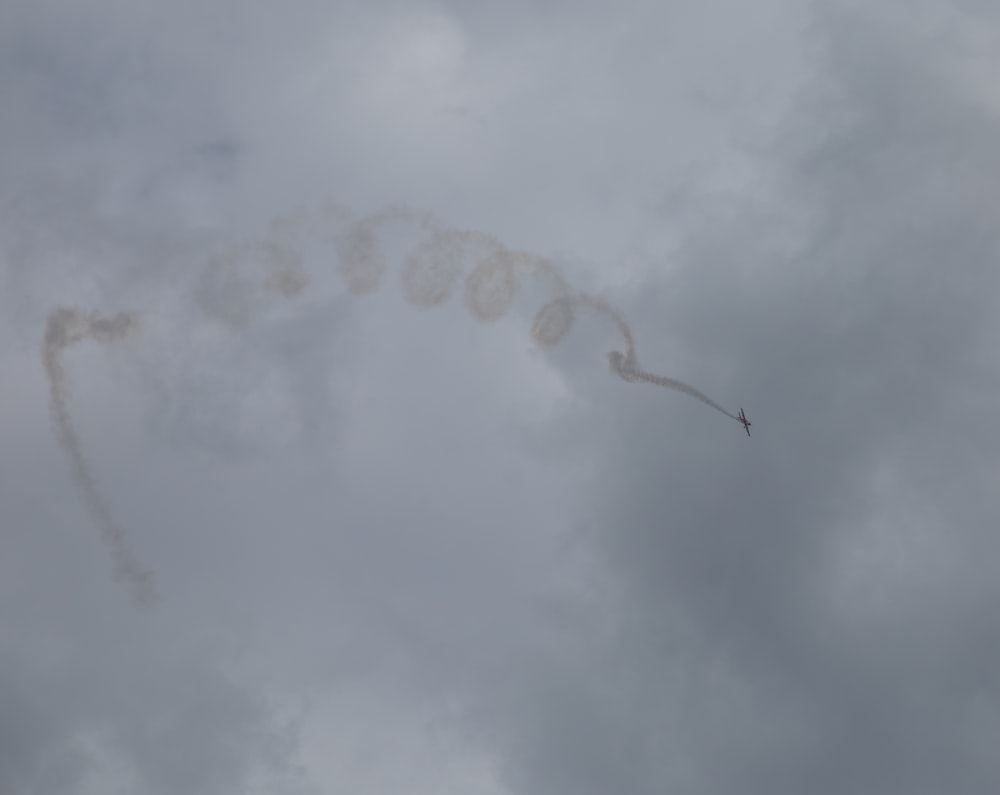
2,1 -> 999,794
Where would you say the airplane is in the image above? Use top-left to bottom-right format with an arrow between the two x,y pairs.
738,408 -> 751,437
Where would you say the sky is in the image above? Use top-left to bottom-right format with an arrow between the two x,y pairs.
2,0 -> 999,793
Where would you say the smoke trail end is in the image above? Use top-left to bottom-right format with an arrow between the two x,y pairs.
42,307 -> 155,607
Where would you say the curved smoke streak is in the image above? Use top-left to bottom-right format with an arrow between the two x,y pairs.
42,200 -> 739,603
42,307 -> 155,607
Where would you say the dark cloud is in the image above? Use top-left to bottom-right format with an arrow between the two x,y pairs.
0,643 -> 305,795
4,1 -> 1000,794
481,5 -> 1000,795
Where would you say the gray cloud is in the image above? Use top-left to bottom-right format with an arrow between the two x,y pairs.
0,644 -> 307,795
483,5 -> 1000,795
3,1 -> 999,794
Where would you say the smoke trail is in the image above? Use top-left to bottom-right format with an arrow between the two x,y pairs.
42,307 -> 155,607
607,350 -> 740,421
40,199 -> 738,602
200,238 -> 309,329
326,202 -> 736,421
331,204 -> 435,295
402,228 -> 465,307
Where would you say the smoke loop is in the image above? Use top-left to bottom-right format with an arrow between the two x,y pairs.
42,199 -> 742,604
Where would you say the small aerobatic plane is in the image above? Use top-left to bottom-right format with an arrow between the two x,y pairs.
738,408 -> 751,437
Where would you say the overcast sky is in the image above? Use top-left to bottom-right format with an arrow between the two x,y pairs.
3,1 -> 1000,793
